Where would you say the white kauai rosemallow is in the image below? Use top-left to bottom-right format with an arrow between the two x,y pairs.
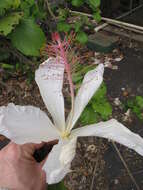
1,58 -> 143,184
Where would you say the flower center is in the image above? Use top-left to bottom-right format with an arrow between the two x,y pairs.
61,131 -> 70,139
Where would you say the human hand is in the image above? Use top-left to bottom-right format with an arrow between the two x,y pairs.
0,141 -> 55,190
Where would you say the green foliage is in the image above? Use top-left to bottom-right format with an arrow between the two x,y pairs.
136,96 -> 143,109
80,105 -> 100,125
58,8 -> 69,21
87,0 -> 100,10
57,22 -> 71,32
1,63 -> 14,70
0,0 -> 46,56
20,0 -> 46,20
127,96 -> 143,120
91,83 -> 112,120
76,31 -> 88,44
79,82 -> 112,125
71,0 -> 84,7
93,82 -> 107,99
48,182 -> 67,190
93,10 -> 101,22
9,19 -> 46,56
0,0 -> 20,15
72,64 -> 95,84
57,0 -> 101,44
92,99 -> 112,120
0,0 -> 102,80
0,12 -> 22,36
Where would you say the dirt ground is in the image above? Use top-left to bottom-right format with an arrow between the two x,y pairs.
0,37 -> 143,190
65,39 -> 143,190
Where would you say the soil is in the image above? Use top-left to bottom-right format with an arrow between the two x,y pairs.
0,37 -> 143,190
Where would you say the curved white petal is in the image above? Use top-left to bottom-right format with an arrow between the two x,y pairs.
67,64 -> 104,130
43,138 -> 76,184
35,58 -> 65,132
72,119 -> 143,156
0,103 -> 59,144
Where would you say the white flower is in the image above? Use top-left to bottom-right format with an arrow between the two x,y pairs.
0,57 -> 143,184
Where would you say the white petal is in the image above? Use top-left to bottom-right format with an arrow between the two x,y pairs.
43,138 -> 76,184
0,103 -> 59,144
67,64 -> 104,130
72,119 -> 143,156
35,58 -> 65,132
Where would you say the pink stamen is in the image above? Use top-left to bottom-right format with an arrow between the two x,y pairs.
47,33 -> 75,110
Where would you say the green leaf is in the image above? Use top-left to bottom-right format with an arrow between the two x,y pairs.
20,0 -> 45,19
136,96 -> 143,109
31,4 -> 46,20
127,96 -> 143,120
57,22 -> 71,32
132,105 -> 141,115
72,73 -> 83,83
93,10 -> 101,22
9,19 -> 46,56
74,22 -> 82,33
20,1 -> 31,18
76,31 -> 88,44
127,99 -> 134,108
91,83 -> 112,120
80,106 -> 99,125
81,15 -> 90,25
58,8 -> 68,21
88,0 -> 100,10
48,182 -> 67,190
0,12 -> 22,36
93,82 -> 107,100
0,0 -> 20,15
1,63 -> 14,70
92,99 -> 112,120
0,0 -> 20,10
71,0 -> 84,7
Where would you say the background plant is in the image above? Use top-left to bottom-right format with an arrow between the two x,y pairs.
0,0 -> 101,80
126,96 -> 143,120
56,0 -> 101,44
0,0 -> 46,56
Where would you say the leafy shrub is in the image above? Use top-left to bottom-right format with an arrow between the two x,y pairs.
0,0 -> 46,56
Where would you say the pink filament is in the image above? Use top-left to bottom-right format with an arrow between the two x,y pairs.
50,33 -> 75,108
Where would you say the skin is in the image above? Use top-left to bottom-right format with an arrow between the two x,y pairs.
0,141 -> 57,190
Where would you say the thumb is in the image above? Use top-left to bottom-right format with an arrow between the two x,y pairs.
38,140 -> 58,167
22,142 -> 45,156
39,155 -> 48,168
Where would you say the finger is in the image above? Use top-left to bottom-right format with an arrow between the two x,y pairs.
39,140 -> 58,167
39,155 -> 48,167
46,139 -> 59,146
25,140 -> 58,153
21,140 -> 58,162
22,142 -> 45,155
41,170 -> 47,190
